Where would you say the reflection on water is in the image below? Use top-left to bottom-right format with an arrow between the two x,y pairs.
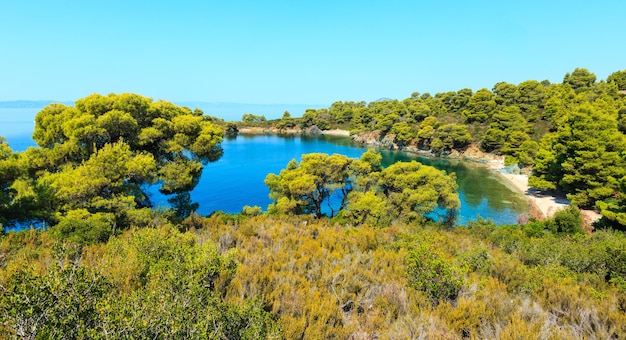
374,148 -> 528,224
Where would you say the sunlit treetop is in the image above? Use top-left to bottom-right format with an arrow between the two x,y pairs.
2,93 -> 224,237
30,93 -> 223,194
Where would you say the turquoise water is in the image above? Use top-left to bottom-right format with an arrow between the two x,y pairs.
0,108 -> 528,225
183,134 -> 527,225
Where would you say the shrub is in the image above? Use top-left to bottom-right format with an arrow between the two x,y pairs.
406,243 -> 464,305
52,209 -> 116,244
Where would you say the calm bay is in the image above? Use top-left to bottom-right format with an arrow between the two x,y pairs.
182,133 -> 528,225
0,108 -> 528,226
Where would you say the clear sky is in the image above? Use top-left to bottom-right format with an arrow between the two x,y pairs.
1,0 -> 624,105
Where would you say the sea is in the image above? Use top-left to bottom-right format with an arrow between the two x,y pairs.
0,104 -> 527,227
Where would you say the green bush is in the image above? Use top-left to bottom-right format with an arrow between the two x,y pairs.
550,206 -> 583,234
406,243 -> 464,305
52,209 -> 116,244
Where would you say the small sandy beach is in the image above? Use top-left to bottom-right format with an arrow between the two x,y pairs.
321,129 -> 351,136
501,172 -> 570,219
496,168 -> 603,228
488,159 -> 570,219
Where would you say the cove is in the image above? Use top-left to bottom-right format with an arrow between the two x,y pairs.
150,133 -> 528,225
0,108 -> 528,226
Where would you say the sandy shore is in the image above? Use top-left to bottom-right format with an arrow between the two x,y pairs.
496,167 -> 603,228
321,129 -> 351,136
488,160 -> 570,219
502,173 -> 570,219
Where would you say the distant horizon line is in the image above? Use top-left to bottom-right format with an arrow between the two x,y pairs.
0,100 -> 333,120
0,99 -> 329,106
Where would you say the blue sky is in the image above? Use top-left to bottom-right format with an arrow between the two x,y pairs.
1,1 -> 624,105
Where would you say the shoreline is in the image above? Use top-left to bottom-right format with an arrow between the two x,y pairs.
489,160 -> 570,220
233,127 -> 585,222
350,134 -> 574,221
493,166 -> 601,227
237,127 -> 352,137
480,156 -> 572,220
321,129 -> 351,136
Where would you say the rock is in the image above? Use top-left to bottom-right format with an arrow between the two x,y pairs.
305,125 -> 322,135
380,133 -> 396,149
350,132 -> 509,166
447,149 -> 460,159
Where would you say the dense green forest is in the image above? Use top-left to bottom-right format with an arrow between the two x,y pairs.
263,68 -> 626,231
1,69 -> 626,338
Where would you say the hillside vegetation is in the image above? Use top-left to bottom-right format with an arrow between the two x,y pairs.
1,69 -> 626,338
2,213 -> 626,338
263,68 -> 626,230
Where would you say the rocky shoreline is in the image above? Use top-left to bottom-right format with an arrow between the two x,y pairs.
236,126 -> 594,224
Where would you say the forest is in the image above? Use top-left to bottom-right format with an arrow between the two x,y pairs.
0,68 -> 626,338
263,68 -> 626,231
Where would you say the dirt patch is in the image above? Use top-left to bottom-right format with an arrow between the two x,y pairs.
580,209 -> 602,233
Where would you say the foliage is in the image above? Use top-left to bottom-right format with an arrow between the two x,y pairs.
406,243 -> 464,305
608,69 -> 626,91
266,150 -> 460,225
265,153 -> 356,218
374,160 -> 459,224
430,123 -> 472,151
0,225 -> 279,339
241,113 -> 266,123
596,153 -> 626,230
0,138 -> 23,226
564,68 -> 597,91
463,88 -> 496,123
523,205 -> 583,235
548,205 -> 584,234
241,205 -> 263,216
2,93 -> 224,236
275,111 -> 296,130
0,264 -> 109,339
530,102 -> 626,207
2,213 -> 626,338
52,209 -> 116,244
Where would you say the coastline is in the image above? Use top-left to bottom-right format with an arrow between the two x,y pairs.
350,133 -> 573,221
458,149 -> 571,221
493,166 -> 601,228
233,127 -> 590,223
321,129 -> 351,136
237,126 -> 351,137
488,160 -> 570,220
